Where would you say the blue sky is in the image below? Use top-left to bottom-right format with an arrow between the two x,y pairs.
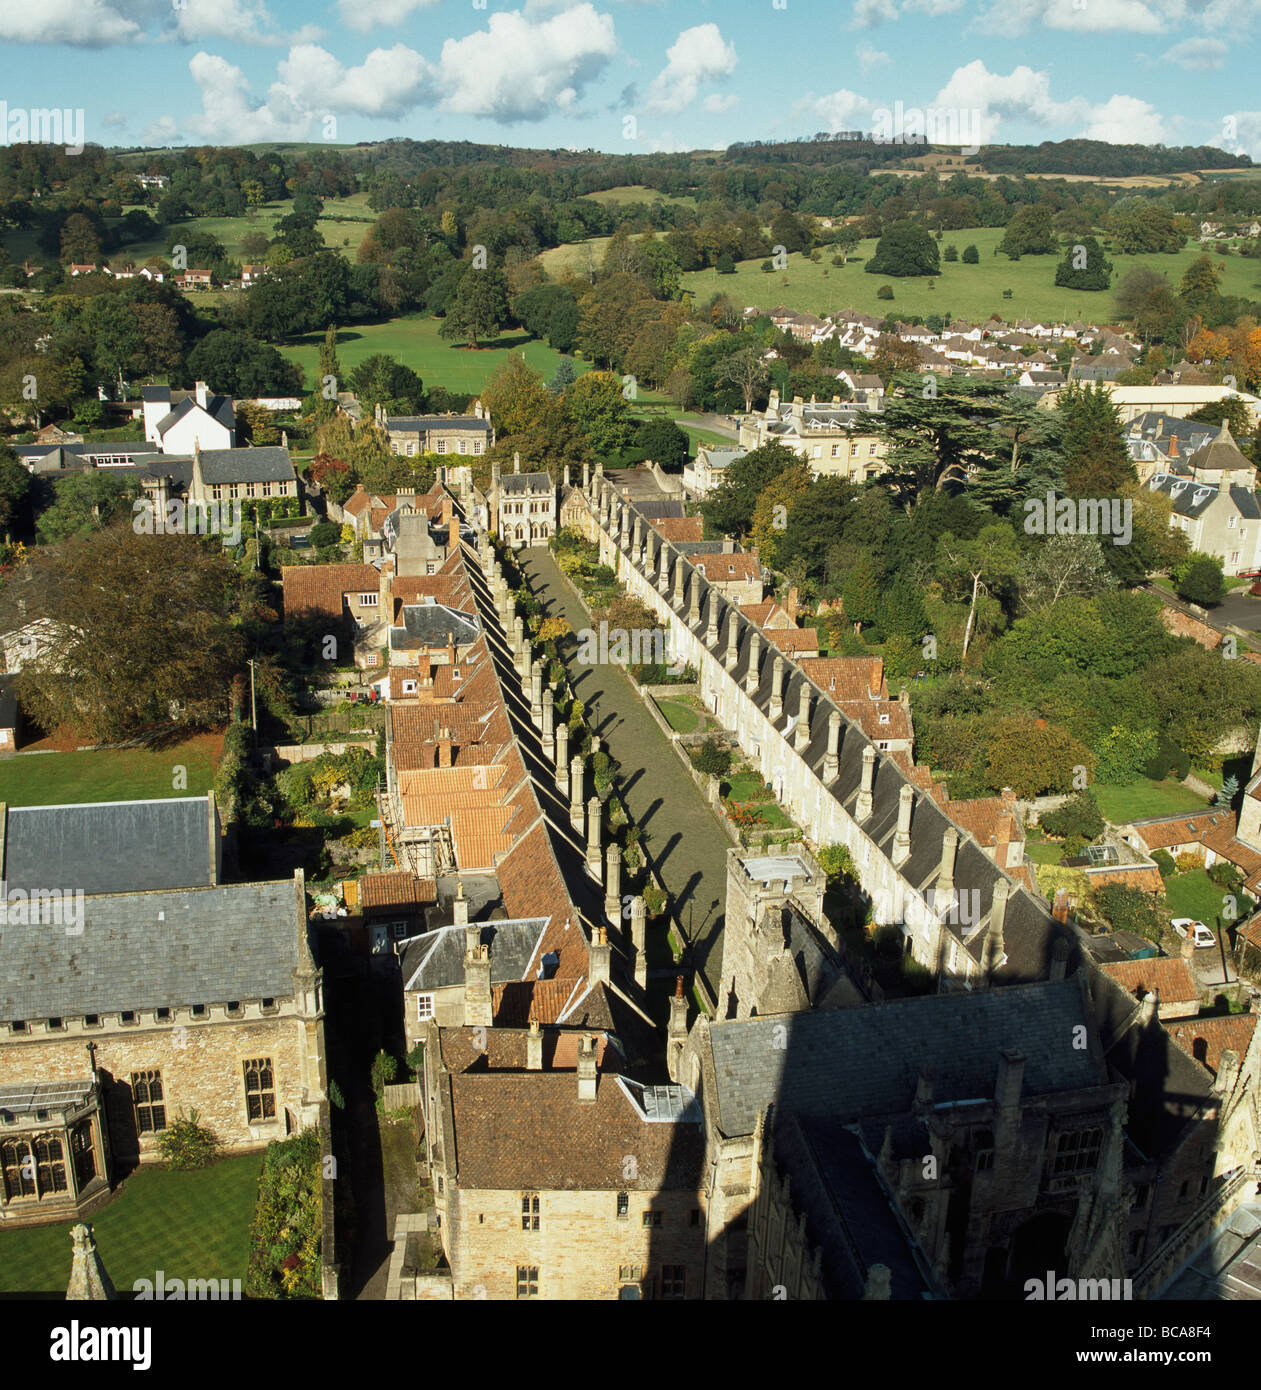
1,0 -> 1259,157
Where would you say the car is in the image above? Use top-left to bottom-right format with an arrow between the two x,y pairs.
1172,918 -> 1216,948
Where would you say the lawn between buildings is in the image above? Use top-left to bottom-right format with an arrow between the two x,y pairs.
0,732 -> 222,805
0,1152 -> 261,1295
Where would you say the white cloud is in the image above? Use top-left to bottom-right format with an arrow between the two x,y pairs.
1161,36 -> 1227,69
0,0 -> 147,45
336,0 -> 440,33
850,0 -> 898,28
1080,93 -> 1167,143
185,52 -> 311,143
276,43 -> 437,119
973,0 -> 1171,37
703,93 -> 738,115
1220,111 -> 1261,160
796,88 -> 875,131
169,0 -> 278,44
101,111 -> 129,129
141,115 -> 181,145
856,43 -> 890,71
438,5 -> 618,121
935,60 -> 1081,141
644,23 -> 737,114
903,0 -> 965,13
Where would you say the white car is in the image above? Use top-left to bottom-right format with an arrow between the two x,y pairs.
1172,918 -> 1216,949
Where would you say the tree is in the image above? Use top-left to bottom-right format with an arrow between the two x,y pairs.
1057,381 -> 1135,496
984,715 -> 1093,796
548,358 -> 576,395
876,378 -> 1010,503
998,204 -> 1058,258
751,469 -> 811,568
5,524 -> 244,741
866,220 -> 939,277
961,244 -> 979,264
0,442 -> 31,536
1054,237 -> 1112,291
187,330 -> 303,398
1041,789 -> 1105,840
1175,553 -> 1225,606
36,472 -> 140,544
566,371 -> 636,457
439,265 -> 510,348
1019,533 -> 1116,612
938,523 -> 1022,660
347,354 -> 425,417
876,284 -> 894,301
716,252 -> 736,275
841,554 -> 883,627
716,346 -> 770,412
701,441 -> 806,538
943,244 -> 959,262
637,418 -> 689,471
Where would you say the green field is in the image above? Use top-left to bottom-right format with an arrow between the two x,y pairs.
1092,777 -> 1209,824
581,185 -> 698,209
0,1154 -> 261,1295
283,315 -> 591,394
1164,869 -> 1245,927
0,735 -> 221,805
679,225 -> 1261,323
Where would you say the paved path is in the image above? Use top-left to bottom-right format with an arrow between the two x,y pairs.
519,547 -> 732,1001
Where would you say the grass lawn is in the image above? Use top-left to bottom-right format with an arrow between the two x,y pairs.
1093,778 -> 1209,824
0,733 -> 221,805
1025,839 -> 1065,867
0,1153 -> 262,1295
679,224 -> 1261,324
282,316 -> 590,395
1164,869 -> 1242,928
657,698 -> 699,734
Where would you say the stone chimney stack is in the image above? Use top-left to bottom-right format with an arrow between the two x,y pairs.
630,894 -> 647,988
554,721 -> 570,790
1181,929 -> 1196,961
744,631 -> 762,694
577,1034 -> 598,1103
912,1067 -> 934,1116
513,451 -> 520,474
1139,990 -> 1159,1027
541,687 -> 554,760
984,879 -> 1010,976
671,559 -> 685,608
453,878 -> 469,928
667,976 -> 689,1082
1215,1048 -> 1241,1098
688,572 -> 700,624
604,843 -> 622,920
586,795 -> 602,876
892,784 -> 914,866
530,658 -> 544,729
658,543 -> 670,591
794,682 -> 811,752
726,609 -> 740,670
1052,888 -> 1070,924
448,516 -> 460,552
590,925 -> 612,985
463,942 -> 493,1028
570,757 -> 585,833
527,1018 -> 543,1070
823,709 -> 841,782
938,828 -> 958,904
769,656 -> 786,720
857,744 -> 876,821
995,1049 -> 1025,1112
706,593 -> 719,646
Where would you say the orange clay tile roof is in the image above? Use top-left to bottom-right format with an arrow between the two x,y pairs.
360,871 -> 436,909
281,563 -> 380,619
838,698 -> 912,743
1100,957 -> 1199,1005
439,1023 -> 616,1072
1165,1013 -> 1258,1077
496,819 -> 587,979
739,601 -> 793,629
799,656 -> 887,702
685,552 -> 762,583
649,516 -> 704,544
490,980 -> 599,1029
944,794 -> 1023,849
765,627 -> 820,655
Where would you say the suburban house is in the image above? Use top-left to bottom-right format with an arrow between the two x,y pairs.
142,382 -> 236,453
241,264 -> 267,287
174,269 -> 213,290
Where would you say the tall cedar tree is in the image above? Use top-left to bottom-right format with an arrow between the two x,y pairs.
1057,382 -> 1136,496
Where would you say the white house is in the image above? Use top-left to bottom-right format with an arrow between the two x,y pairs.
142,382 -> 236,453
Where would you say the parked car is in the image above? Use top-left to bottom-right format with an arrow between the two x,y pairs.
1172,918 -> 1216,948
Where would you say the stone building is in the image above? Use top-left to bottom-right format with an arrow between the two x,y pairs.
738,390 -> 887,483
421,1019 -> 707,1299
0,870 -> 326,1226
491,456 -> 557,548
377,402 -> 493,459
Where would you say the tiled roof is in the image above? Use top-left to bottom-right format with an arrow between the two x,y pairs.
764,628 -> 820,655
1099,957 -> 1199,1006
649,517 -> 704,544
798,656 -> 886,702
281,563 -> 380,619
446,1070 -> 706,1191
686,552 -> 762,584
360,871 -> 436,910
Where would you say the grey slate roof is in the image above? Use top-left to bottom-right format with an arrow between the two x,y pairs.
3,797 -> 213,897
154,392 -> 234,436
386,415 -> 490,433
498,472 -> 552,494
0,880 -> 300,1022
1149,475 -> 1222,518
705,978 -> 1104,1138
401,918 -> 548,992
196,446 -> 295,485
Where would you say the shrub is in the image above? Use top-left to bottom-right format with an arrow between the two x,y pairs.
817,843 -> 856,882
157,1110 -> 221,1170
1151,849 -> 1176,878
962,244 -> 979,264
245,1129 -> 322,1299
694,737 -> 732,777
1175,850 -> 1203,872
327,1080 -> 345,1110
1093,884 -> 1164,943
371,1050 -> 398,1112
876,284 -> 894,301
1208,860 -> 1244,891
1041,790 -> 1105,842
643,883 -> 667,918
